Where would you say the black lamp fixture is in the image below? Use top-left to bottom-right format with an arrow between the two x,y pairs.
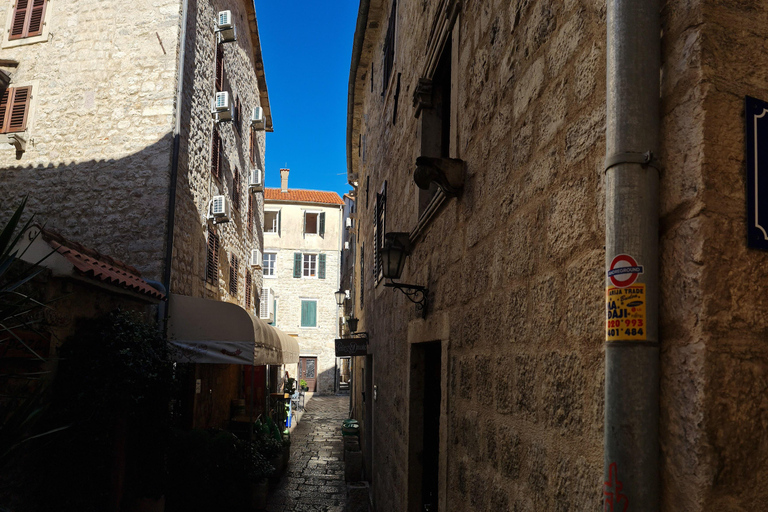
334,288 -> 346,307
379,232 -> 428,318
346,316 -> 359,333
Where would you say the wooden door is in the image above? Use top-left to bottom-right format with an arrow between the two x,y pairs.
299,357 -> 318,392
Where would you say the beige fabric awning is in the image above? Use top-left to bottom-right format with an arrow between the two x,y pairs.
167,294 -> 299,365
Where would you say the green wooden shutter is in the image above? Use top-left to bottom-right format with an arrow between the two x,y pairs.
301,300 -> 316,327
293,253 -> 302,278
318,253 -> 326,279
303,212 -> 307,234
319,212 -> 326,237
278,210 -> 281,236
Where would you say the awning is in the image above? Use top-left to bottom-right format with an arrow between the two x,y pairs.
167,294 -> 299,366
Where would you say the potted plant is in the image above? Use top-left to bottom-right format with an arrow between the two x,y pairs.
300,379 -> 308,391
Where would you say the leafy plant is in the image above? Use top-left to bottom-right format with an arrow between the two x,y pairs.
300,378 -> 307,389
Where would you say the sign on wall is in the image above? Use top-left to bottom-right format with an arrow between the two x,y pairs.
335,337 -> 368,357
746,96 -> 768,250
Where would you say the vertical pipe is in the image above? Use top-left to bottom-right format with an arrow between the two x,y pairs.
605,0 -> 660,510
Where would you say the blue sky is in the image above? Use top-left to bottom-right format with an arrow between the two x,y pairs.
255,0 -> 358,198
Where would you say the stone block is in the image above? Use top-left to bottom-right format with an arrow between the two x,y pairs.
344,450 -> 363,482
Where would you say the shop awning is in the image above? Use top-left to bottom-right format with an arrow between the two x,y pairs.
167,294 -> 299,366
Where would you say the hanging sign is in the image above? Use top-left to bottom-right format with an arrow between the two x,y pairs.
606,254 -> 646,341
335,337 -> 368,357
746,96 -> 768,250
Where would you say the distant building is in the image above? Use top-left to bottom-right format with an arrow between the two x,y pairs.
262,169 -> 344,394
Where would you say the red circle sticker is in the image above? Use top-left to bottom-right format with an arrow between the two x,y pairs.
607,254 -> 643,288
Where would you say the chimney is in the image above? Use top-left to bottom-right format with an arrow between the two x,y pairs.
280,168 -> 289,192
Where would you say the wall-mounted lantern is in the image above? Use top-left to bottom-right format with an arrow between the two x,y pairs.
379,232 -> 428,318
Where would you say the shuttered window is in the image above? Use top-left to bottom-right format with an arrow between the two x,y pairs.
300,300 -> 317,328
247,194 -> 254,234
231,168 -> 241,211
382,0 -> 396,94
373,182 -> 387,282
360,243 -> 365,306
250,127 -> 257,165
205,226 -> 219,285
0,86 -> 32,134
229,253 -> 239,296
9,0 -> 47,40
245,270 -> 252,309
215,44 -> 224,92
211,128 -> 221,179
293,252 -> 302,278
318,253 -> 326,279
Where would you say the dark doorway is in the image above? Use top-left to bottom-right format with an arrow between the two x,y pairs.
408,342 -> 441,512
299,357 -> 318,392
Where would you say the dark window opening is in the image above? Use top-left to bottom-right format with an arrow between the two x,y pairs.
382,0 -> 396,95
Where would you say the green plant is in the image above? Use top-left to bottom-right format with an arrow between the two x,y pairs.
300,378 -> 307,389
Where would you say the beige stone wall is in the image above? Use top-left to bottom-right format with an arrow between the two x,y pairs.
0,0 -> 182,279
264,200 -> 343,394
170,0 -> 266,308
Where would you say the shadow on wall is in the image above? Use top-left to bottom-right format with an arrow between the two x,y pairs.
317,365 -> 336,395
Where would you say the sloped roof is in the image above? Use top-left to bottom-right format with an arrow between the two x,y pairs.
264,188 -> 344,206
39,228 -> 165,301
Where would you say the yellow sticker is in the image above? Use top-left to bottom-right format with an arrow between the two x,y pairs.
606,284 -> 646,341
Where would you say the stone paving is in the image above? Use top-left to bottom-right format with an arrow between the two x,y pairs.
266,394 -> 350,512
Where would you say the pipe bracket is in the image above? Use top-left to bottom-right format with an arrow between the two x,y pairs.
604,151 -> 660,173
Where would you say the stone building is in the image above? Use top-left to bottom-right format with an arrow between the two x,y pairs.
263,168 -> 344,394
346,0 -> 768,510
0,0 -> 297,429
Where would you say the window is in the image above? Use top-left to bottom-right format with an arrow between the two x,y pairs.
215,43 -> 224,92
300,300 -> 317,328
0,86 -> 31,133
303,211 -> 325,236
249,127 -> 257,165
382,0 -> 397,94
360,242 -> 365,306
295,253 -> 326,279
263,252 -> 276,277
234,95 -> 242,136
205,226 -> 219,285
211,127 -> 221,179
302,254 -> 317,278
9,0 -> 46,40
373,182 -> 387,282
264,210 -> 280,234
231,168 -> 241,211
245,270 -> 252,309
229,253 -> 239,296
247,194 -> 254,234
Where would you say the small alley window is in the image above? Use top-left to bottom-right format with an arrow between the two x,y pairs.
231,168 -> 241,211
373,181 -> 386,283
263,252 -> 276,277
303,211 -> 325,236
302,253 -> 317,278
300,299 -> 317,328
229,253 -> 239,296
245,270 -> 252,309
0,86 -> 31,133
211,127 -> 221,180
9,0 -> 46,40
382,0 -> 397,95
247,194 -> 254,234
265,210 -> 280,234
205,227 -> 219,285
215,43 -> 224,92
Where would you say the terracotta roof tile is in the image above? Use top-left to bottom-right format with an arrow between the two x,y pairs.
264,188 -> 344,205
39,228 -> 165,301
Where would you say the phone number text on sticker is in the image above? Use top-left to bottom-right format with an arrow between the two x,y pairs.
606,284 -> 647,341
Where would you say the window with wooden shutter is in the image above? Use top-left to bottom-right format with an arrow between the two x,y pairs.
319,212 -> 326,237
215,44 -> 224,92
318,253 -> 326,279
229,253 -> 238,296
235,95 -> 242,136
0,86 -> 32,134
231,168 -> 241,211
211,127 -> 221,179
373,181 -> 386,282
249,127 -> 256,165
360,242 -> 365,306
247,194 -> 254,234
382,0 -> 397,95
245,270 -> 252,309
293,252 -> 302,278
9,0 -> 47,40
206,226 -> 219,285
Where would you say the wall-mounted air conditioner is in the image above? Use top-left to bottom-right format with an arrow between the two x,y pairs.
215,11 -> 236,42
344,241 -> 350,250
345,217 -> 352,229
251,106 -> 265,130
209,195 -> 231,223
249,169 -> 263,193
212,92 -> 233,122
260,287 -> 275,322
250,249 -> 262,269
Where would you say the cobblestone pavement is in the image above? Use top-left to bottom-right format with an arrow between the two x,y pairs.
266,394 -> 350,512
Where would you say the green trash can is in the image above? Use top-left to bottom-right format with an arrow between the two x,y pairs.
342,423 -> 360,436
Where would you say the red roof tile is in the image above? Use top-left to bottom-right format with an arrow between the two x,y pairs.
264,188 -> 344,205
39,228 -> 165,301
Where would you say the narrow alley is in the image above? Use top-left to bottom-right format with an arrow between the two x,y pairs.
267,395 -> 351,512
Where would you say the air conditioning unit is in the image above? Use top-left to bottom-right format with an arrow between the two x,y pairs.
209,195 -> 231,223
215,11 -> 236,42
249,169 -> 263,193
211,92 -> 232,122
260,287 -> 275,323
217,10 -> 233,29
250,249 -> 262,269
345,217 -> 352,229
251,106 -> 265,130
344,241 -> 350,250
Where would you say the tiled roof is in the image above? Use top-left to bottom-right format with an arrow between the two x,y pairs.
264,188 -> 344,205
39,228 -> 165,301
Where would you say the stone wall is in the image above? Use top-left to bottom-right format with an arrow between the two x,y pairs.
0,0 -> 182,279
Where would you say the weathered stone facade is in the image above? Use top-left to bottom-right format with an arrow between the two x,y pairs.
347,0 -> 768,510
264,181 -> 344,395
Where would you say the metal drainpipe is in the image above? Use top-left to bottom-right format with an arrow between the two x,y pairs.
604,0 -> 660,510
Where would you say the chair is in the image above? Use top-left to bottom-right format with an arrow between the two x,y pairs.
290,390 -> 302,413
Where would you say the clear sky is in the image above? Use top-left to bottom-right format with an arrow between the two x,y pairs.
255,0 -> 359,199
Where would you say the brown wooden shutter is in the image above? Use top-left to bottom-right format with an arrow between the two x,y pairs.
211,128 -> 221,179
206,226 -> 219,285
245,270 -> 252,309
215,44 -> 224,92
9,0 -> 29,39
231,168 -> 240,210
247,194 -> 254,234
1,87 -> 32,134
249,128 -> 255,165
229,254 -> 238,296
27,0 -> 46,36
0,90 -> 9,132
